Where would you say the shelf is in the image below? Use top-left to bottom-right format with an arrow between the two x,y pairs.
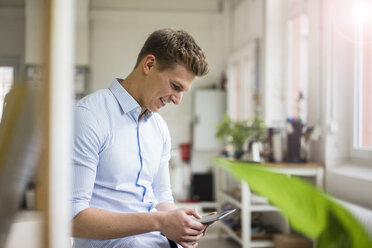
250,239 -> 275,248
219,191 -> 279,212
251,205 -> 279,212
251,194 -> 269,204
219,221 -> 242,245
218,191 -> 242,208
219,222 -> 275,248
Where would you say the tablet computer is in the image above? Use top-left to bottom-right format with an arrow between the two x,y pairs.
195,209 -> 236,224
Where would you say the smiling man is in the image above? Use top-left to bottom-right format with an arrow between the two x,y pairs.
71,28 -> 209,248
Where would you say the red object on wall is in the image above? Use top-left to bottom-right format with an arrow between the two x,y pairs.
179,143 -> 191,162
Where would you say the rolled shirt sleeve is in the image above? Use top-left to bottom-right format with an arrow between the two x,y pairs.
152,118 -> 174,204
71,106 -> 104,219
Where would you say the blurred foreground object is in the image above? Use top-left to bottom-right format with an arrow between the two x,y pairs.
0,84 -> 42,247
214,157 -> 372,248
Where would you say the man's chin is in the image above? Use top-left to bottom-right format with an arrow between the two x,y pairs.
149,106 -> 161,113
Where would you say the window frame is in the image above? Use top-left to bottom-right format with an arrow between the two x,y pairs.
286,12 -> 309,122
351,17 -> 372,162
226,40 -> 260,121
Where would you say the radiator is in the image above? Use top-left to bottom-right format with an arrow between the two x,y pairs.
341,200 -> 372,237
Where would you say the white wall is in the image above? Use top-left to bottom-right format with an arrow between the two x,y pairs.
25,0 -> 89,66
90,10 -> 225,91
25,0 -> 44,64
75,0 -> 90,66
0,4 -> 25,78
90,7 -> 226,148
231,0 -> 263,50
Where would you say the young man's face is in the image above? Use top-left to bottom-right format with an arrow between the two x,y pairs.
143,62 -> 195,112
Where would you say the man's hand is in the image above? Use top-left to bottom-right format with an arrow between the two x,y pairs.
159,208 -> 206,248
200,212 -> 217,236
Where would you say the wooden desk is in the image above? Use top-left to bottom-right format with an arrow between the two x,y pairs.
262,162 -> 324,188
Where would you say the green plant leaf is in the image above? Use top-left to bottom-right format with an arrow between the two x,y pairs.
214,157 -> 372,248
215,115 -> 267,153
215,114 -> 232,141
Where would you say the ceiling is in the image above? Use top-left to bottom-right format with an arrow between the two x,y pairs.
90,0 -> 223,13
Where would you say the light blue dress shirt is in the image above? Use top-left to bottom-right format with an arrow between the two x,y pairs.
72,79 -> 175,248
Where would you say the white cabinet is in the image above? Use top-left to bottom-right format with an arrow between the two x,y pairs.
214,162 -> 324,247
191,89 -> 226,173
192,89 -> 226,151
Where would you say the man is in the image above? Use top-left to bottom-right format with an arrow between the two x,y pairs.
71,28 -> 209,248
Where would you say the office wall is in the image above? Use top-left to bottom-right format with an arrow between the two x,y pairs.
75,0 -> 90,66
25,0 -> 44,64
25,0 -> 89,65
0,5 -> 25,78
90,11 -> 225,91
90,7 -> 226,147
230,0 -> 264,50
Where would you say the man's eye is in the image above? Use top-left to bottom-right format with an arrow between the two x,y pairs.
172,83 -> 181,91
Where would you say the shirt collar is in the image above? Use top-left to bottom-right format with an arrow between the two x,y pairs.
109,78 -> 140,114
109,78 -> 153,120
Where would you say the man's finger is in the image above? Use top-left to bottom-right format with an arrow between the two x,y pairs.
183,208 -> 202,219
179,241 -> 194,248
179,233 -> 203,243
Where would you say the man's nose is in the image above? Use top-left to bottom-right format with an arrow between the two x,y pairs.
171,92 -> 183,105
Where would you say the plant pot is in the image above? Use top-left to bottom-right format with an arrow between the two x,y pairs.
234,149 -> 245,160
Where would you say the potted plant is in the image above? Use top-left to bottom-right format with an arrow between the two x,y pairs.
216,115 -> 267,160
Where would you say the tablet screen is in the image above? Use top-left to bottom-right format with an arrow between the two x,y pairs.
195,209 -> 236,224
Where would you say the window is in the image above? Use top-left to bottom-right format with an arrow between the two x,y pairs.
354,3 -> 372,150
286,13 -> 309,122
233,62 -> 241,120
0,66 -> 14,121
227,41 -> 259,121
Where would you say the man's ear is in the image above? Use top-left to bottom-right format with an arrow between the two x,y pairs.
142,55 -> 156,75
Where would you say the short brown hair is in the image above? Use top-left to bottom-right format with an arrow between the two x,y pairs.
135,28 -> 209,76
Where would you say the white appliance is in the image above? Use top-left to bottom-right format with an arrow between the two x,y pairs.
191,89 -> 226,173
